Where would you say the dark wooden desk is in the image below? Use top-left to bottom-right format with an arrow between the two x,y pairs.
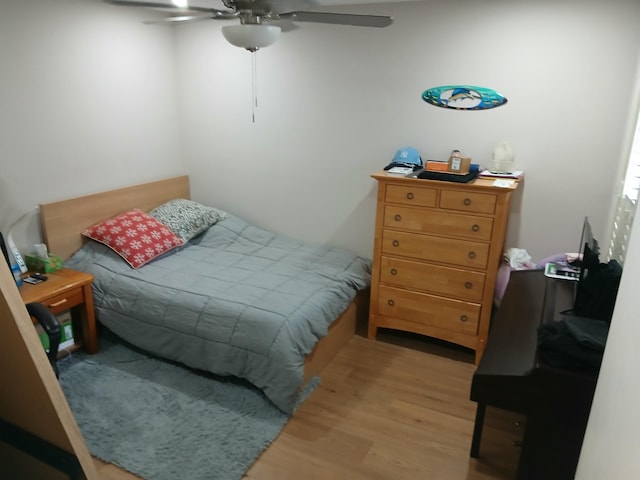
470,270 -> 599,480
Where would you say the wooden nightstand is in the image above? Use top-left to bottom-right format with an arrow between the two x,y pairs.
20,268 -> 99,354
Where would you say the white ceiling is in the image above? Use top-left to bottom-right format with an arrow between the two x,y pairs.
125,0 -> 417,9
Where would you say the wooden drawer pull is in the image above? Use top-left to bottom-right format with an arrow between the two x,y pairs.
394,214 -> 402,222
387,299 -> 395,306
465,282 -> 473,289
49,298 -> 68,308
390,268 -> 398,275
463,198 -> 472,206
392,240 -> 400,247
406,192 -> 414,200
471,224 -> 480,232
460,315 -> 469,322
468,251 -> 476,259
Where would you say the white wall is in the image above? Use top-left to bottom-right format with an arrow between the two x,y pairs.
2,0 -> 638,260
175,0 -> 640,260
0,0 -> 185,246
576,205 -> 640,478
1,1 -> 639,476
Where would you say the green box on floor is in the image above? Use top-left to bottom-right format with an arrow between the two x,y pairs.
25,254 -> 63,273
36,310 -> 75,352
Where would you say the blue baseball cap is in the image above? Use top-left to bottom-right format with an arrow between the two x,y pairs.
392,147 -> 423,166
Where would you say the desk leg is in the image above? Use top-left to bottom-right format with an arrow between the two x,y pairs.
470,402 -> 486,458
80,283 -> 99,354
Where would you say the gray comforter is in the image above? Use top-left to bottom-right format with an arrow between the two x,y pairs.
65,216 -> 371,413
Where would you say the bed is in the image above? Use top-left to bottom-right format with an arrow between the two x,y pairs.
39,176 -> 371,413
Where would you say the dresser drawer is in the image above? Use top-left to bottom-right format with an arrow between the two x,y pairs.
383,205 -> 494,241
382,230 -> 489,269
379,256 -> 486,302
440,190 -> 497,214
385,184 -> 437,207
377,285 -> 480,335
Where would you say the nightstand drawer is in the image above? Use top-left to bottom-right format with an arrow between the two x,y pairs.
379,256 -> 486,301
383,205 -> 494,241
439,190 -> 496,214
381,229 -> 489,269
377,285 -> 480,335
385,184 -> 437,207
41,289 -> 84,315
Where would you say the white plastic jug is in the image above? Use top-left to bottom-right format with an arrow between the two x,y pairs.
489,141 -> 515,173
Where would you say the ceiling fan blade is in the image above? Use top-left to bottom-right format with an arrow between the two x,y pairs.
264,18 -> 299,33
103,0 -> 229,15
104,0 -> 175,7
143,15 -> 214,25
233,0 -> 317,15
280,11 -> 393,28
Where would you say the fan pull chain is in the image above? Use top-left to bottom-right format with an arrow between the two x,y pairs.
251,51 -> 258,123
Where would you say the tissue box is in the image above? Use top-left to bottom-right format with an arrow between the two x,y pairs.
25,254 -> 63,273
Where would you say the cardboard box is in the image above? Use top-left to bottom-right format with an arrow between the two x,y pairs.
426,160 -> 449,172
25,254 -> 63,273
447,156 -> 471,174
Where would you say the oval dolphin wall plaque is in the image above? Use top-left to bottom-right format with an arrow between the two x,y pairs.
422,85 -> 508,110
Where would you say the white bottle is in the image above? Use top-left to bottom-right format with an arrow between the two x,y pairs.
9,251 -> 23,287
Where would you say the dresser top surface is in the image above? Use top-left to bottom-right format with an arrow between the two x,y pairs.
371,170 -> 520,191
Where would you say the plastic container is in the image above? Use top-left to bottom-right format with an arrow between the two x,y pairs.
11,264 -> 23,287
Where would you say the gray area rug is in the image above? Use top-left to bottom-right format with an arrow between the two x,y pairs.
59,334 -> 316,480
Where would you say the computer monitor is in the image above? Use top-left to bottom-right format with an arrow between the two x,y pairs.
576,217 -> 600,279
572,217 -> 599,315
570,217 -> 622,322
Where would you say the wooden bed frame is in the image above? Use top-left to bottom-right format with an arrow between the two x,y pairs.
39,175 -> 368,384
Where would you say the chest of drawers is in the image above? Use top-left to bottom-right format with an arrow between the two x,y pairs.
369,171 -> 519,364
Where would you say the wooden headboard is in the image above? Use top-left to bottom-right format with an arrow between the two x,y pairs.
40,175 -> 190,261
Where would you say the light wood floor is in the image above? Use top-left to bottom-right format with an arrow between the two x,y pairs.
95,330 -> 523,480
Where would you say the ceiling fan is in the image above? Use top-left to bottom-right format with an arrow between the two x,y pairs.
104,0 -> 393,51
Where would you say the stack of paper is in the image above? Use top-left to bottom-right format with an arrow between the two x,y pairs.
386,166 -> 414,175
479,169 -> 524,179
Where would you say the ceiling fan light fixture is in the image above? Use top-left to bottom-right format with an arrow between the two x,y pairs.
221,24 -> 281,52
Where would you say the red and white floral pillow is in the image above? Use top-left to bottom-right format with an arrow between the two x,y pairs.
82,209 -> 184,268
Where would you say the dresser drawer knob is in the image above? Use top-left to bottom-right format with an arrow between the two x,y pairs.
392,240 -> 400,247
465,282 -> 472,289
460,315 -> 469,322
463,198 -> 472,206
468,251 -> 476,259
471,224 -> 480,232
390,268 -> 398,275
49,298 -> 68,308
387,299 -> 395,306
394,214 -> 402,222
406,192 -> 414,200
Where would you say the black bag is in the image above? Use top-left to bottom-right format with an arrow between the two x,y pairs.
417,169 -> 478,183
538,315 -> 609,372
573,259 -> 622,323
